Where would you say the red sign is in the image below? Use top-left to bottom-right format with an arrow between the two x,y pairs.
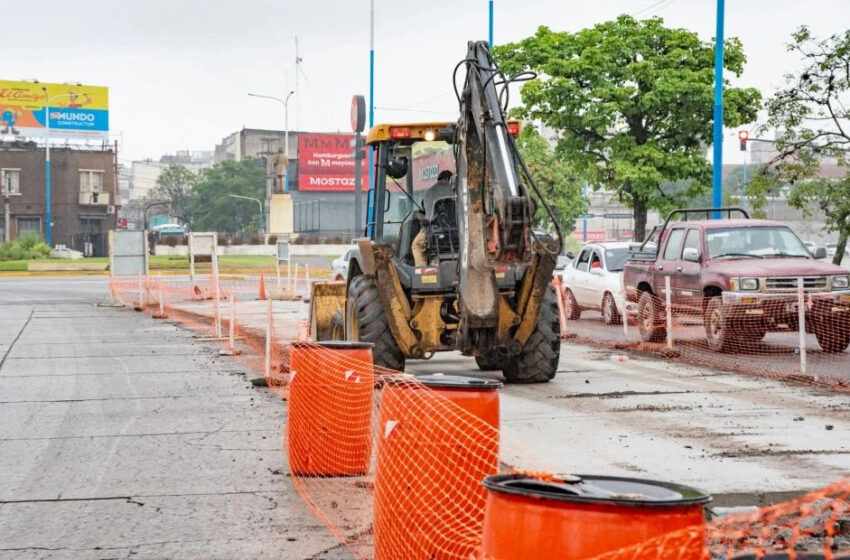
570,230 -> 608,242
298,133 -> 368,192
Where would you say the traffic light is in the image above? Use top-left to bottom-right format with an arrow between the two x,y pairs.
738,130 -> 749,151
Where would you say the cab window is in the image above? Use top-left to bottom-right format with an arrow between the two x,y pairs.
576,248 -> 591,272
682,229 -> 700,257
663,229 -> 685,261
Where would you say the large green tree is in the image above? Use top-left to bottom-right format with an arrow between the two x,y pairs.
494,16 -> 762,239
515,125 -> 586,233
148,165 -> 197,226
749,26 -> 850,265
189,160 -> 266,234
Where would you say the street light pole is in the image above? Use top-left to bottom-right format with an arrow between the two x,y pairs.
248,91 -> 295,194
227,194 -> 264,236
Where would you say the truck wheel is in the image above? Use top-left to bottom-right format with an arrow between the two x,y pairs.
813,315 -> 850,353
563,288 -> 582,320
705,297 -> 734,352
602,292 -> 622,326
475,352 -> 502,371
346,275 -> 405,371
328,309 -> 345,341
637,291 -> 666,343
502,284 -> 561,383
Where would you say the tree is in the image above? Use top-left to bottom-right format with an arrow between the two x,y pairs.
750,26 -> 850,265
494,16 -> 761,239
515,125 -> 586,233
189,160 -> 266,233
148,165 -> 197,226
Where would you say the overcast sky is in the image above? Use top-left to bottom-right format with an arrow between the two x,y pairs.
3,0 -> 847,163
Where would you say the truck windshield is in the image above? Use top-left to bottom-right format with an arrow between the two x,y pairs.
706,226 -> 810,259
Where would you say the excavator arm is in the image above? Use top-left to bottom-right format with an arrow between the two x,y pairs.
453,40 -> 561,354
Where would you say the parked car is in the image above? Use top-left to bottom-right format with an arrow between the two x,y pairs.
559,242 -> 630,325
623,208 -> 850,353
331,247 -> 354,281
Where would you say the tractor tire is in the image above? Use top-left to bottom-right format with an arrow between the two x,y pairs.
346,275 -> 405,371
502,284 -> 561,384
475,352 -> 502,371
328,309 -> 345,341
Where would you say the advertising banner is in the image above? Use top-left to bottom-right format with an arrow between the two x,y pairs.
0,80 -> 109,140
298,133 -> 367,192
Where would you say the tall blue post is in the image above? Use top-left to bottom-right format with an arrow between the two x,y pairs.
711,0 -> 725,217
582,180 -> 588,243
45,157 -> 51,246
488,0 -> 494,46
366,0 -> 376,239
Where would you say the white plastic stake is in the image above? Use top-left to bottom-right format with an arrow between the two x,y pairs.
620,291 -> 629,338
294,263 -> 300,299
665,275 -> 673,349
304,264 -> 310,299
798,277 -> 807,375
137,274 -> 144,309
212,248 -> 222,338
264,297 -> 272,379
276,261 -> 281,290
229,294 -> 236,351
287,259 -> 292,296
158,272 -> 165,316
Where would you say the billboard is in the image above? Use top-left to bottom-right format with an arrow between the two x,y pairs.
0,80 -> 109,140
298,133 -> 368,192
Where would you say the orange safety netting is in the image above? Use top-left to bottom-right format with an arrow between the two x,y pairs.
108,272 -> 850,559
552,276 -> 850,393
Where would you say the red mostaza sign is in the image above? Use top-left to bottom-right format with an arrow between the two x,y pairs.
570,230 -> 608,242
298,133 -> 368,192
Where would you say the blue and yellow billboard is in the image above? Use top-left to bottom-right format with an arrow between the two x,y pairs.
0,80 -> 109,140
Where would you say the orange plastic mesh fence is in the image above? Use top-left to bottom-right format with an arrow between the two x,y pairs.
108,272 -> 850,559
555,282 -> 850,392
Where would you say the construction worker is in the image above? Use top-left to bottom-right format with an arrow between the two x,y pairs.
412,170 -> 453,266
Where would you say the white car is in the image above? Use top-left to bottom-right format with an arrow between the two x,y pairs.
559,242 -> 630,325
331,247 -> 354,281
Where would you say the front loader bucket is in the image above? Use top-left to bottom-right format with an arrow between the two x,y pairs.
308,281 -> 346,341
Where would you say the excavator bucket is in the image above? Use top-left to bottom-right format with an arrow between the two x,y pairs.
308,281 -> 346,341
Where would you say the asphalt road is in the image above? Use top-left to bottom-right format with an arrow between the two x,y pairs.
561,308 -> 850,385
0,277 -> 349,560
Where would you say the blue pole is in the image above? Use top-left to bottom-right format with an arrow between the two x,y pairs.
711,0 -> 725,217
582,180 -> 588,243
366,0 -> 376,239
45,156 -> 51,246
488,0 -> 494,46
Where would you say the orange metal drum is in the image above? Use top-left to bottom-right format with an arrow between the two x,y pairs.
286,341 -> 374,476
374,374 -> 502,560
480,474 -> 711,560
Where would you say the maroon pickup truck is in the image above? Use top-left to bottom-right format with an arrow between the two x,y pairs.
623,208 -> 850,353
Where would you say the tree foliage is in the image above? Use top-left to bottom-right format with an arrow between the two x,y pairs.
494,16 -> 761,239
189,160 -> 266,234
749,26 -> 850,265
148,165 -> 197,226
515,125 -> 586,233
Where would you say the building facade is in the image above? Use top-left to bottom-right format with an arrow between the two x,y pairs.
0,141 -> 118,254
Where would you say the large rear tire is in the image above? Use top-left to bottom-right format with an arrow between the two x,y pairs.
475,352 -> 502,371
346,275 -> 405,371
502,284 -> 561,384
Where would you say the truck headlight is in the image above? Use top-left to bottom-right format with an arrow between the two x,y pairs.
736,277 -> 759,291
832,275 -> 850,290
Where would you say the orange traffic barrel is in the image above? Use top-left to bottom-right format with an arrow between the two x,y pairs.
374,374 -> 502,560
286,341 -> 374,476
480,473 -> 711,560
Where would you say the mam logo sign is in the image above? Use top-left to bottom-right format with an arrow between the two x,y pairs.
298,133 -> 367,192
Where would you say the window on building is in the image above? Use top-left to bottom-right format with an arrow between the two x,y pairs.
1,169 -> 21,194
17,217 -> 42,236
79,170 -> 104,193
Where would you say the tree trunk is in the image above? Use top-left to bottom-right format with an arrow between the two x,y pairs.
633,196 -> 648,242
833,227 -> 849,267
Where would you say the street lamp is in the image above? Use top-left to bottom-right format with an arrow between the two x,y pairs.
41,89 -> 83,246
227,194 -> 264,236
248,91 -> 295,192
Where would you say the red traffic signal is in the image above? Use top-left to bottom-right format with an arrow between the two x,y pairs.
738,130 -> 749,151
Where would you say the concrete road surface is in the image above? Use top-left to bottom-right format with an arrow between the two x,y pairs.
0,277 -> 350,560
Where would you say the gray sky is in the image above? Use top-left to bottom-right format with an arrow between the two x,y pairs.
4,0 -> 847,163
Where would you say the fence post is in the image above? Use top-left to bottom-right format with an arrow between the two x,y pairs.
137,274 -> 145,310
304,263 -> 310,300
264,297 -> 273,379
212,247 -> 222,338
229,293 -> 236,351
665,275 -> 673,349
153,272 -> 167,319
294,263 -> 300,300
798,277 -> 807,375
621,291 -> 629,339
276,260 -> 282,290
287,259 -> 292,297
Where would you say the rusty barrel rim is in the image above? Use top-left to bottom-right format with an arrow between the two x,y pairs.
291,341 -> 374,349
483,473 -> 711,508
